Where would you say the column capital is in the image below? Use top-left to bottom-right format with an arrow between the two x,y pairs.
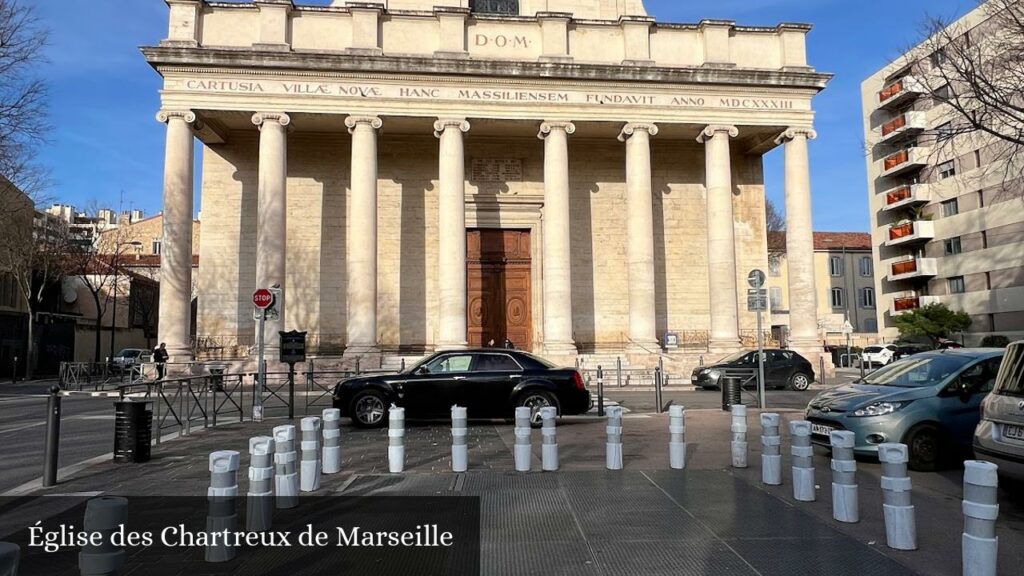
251,112 -> 291,128
345,115 -> 383,133
538,121 -> 576,139
156,110 -> 196,124
617,122 -> 658,142
697,124 -> 739,143
774,126 -> 818,145
433,118 -> 470,138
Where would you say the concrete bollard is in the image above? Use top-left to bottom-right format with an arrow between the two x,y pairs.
606,406 -> 624,470
879,443 -> 917,550
789,421 -> 816,502
668,405 -> 686,470
247,436 -> 275,533
730,404 -> 748,468
962,460 -> 999,576
273,425 -> 299,509
206,450 -> 240,563
760,413 -> 782,486
451,405 -> 468,472
322,409 -> 342,474
540,406 -> 558,471
78,496 -> 127,576
0,542 -> 18,576
388,405 -> 405,473
300,416 -> 322,492
830,430 -> 859,523
514,406 -> 532,472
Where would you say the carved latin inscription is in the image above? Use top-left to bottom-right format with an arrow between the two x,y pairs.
471,158 -> 523,183
474,33 -> 532,49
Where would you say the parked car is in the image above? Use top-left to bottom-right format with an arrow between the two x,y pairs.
861,345 -> 898,368
974,341 -> 1024,481
112,348 -> 147,369
691,349 -> 815,391
894,343 -> 932,361
332,349 -> 592,428
806,348 -> 1004,471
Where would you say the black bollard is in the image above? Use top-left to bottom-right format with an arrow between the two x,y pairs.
597,365 -> 605,417
42,386 -> 62,487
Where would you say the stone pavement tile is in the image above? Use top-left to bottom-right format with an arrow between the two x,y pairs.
729,539 -> 909,576
589,540 -> 756,576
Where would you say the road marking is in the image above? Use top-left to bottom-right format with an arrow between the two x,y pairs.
0,415 -> 116,436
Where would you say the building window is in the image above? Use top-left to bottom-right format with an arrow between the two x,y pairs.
470,0 -> 519,15
930,49 -> 947,67
936,121 -> 954,141
769,287 -> 783,311
935,83 -> 952,100
945,237 -> 963,255
151,240 -> 161,255
768,256 -> 782,277
938,160 -> 957,179
860,287 -> 876,309
859,257 -> 873,277
829,256 -> 845,277
831,288 -> 845,309
942,198 -> 959,217
948,276 -> 966,294
974,149 -> 983,168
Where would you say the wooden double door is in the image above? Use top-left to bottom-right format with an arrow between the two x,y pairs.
466,230 -> 532,350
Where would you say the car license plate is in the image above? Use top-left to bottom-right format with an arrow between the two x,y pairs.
1004,424 -> 1024,441
811,423 -> 834,436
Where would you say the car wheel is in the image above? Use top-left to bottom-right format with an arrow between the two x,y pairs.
516,390 -> 558,428
789,372 -> 812,391
349,390 -> 388,429
904,424 -> 943,472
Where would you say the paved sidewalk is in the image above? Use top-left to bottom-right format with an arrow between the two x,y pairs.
2,410 -> 1021,576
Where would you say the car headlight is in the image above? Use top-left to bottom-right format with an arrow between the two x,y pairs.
851,401 -> 906,417
707,369 -> 721,379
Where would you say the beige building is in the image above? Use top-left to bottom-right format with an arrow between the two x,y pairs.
862,2 -> 1024,345
148,0 -> 831,370
98,214 -> 201,259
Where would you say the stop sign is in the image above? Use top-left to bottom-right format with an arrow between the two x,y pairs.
253,288 -> 274,310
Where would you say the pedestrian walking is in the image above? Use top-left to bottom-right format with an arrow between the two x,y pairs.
504,338 -> 515,350
153,343 -> 169,380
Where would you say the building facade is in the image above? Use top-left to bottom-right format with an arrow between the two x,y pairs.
149,0 -> 831,368
862,2 -> 1024,345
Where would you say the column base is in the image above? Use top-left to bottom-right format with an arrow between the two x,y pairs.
708,339 -> 742,356
436,341 -> 469,352
540,341 -> 578,357
343,344 -> 381,360
167,346 -> 194,363
625,341 -> 661,355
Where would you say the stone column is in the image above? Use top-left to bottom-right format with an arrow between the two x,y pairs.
252,112 -> 290,353
618,123 -> 660,352
434,118 -> 471,351
344,116 -> 383,355
699,124 -> 741,353
777,127 -> 819,350
156,110 -> 196,361
539,121 -> 577,356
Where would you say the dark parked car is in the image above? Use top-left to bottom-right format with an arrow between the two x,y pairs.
333,349 -> 592,428
691,349 -> 815,391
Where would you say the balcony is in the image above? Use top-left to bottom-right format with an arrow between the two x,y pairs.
885,220 -> 935,247
878,111 -> 927,144
881,183 -> 931,211
878,76 -> 926,110
890,258 -> 938,281
881,147 -> 928,177
890,294 -> 940,316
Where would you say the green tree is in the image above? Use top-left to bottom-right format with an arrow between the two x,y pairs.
893,303 -> 972,346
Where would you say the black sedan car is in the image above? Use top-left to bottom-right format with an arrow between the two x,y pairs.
691,349 -> 815,391
333,349 -> 592,428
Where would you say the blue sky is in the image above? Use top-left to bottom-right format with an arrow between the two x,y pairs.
35,0 -> 977,231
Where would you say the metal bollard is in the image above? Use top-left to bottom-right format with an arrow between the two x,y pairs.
540,406 -> 558,471
830,430 -> 859,523
596,366 -> 605,417
247,436 -> 275,533
962,460 -> 999,576
451,405 -> 468,472
730,404 -> 748,468
78,496 -> 127,576
668,405 -> 686,470
605,405 -> 623,470
654,364 -> 664,414
789,421 -> 816,502
760,413 -> 782,485
206,450 -> 240,563
0,542 -> 18,576
388,405 -> 405,473
513,406 -> 532,472
42,385 -> 62,488
300,416 -> 322,492
273,425 -> 299,509
879,443 -> 917,550
322,409 -> 342,474
819,356 -> 826,386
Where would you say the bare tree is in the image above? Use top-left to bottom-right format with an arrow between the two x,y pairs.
765,197 -> 786,261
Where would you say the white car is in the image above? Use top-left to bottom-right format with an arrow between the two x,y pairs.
861,345 -> 898,367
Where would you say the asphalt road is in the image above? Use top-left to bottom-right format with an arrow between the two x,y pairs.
0,380 -> 116,494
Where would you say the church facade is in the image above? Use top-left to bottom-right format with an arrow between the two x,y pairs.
148,0 -> 831,369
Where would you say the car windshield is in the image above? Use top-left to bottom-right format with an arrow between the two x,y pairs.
864,346 -> 883,353
859,353 -> 978,387
117,350 -> 140,358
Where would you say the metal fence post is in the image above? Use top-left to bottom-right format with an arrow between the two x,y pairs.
540,406 -> 558,471
879,443 -> 917,550
247,436 -> 275,532
962,460 -> 999,576
669,405 -> 686,470
605,406 -> 623,470
790,421 -> 816,502
42,386 -> 62,488
451,405 -> 468,472
388,405 -> 405,473
597,365 -> 605,417
760,413 -> 782,485
730,404 -> 748,468
514,406 -> 531,472
830,430 -> 859,523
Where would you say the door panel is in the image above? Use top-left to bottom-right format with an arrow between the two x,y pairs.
466,229 -> 532,350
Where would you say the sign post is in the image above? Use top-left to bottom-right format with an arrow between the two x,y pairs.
252,288 -> 275,422
279,331 -> 307,420
747,270 -> 768,410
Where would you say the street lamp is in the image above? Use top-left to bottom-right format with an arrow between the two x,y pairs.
110,240 -> 143,363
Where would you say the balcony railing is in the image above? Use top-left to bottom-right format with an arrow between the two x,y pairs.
881,147 -> 927,177
885,220 -> 935,246
890,257 -> 938,281
892,260 -> 918,275
890,294 -> 939,316
881,183 -> 930,211
878,76 -> 925,109
879,111 -> 927,144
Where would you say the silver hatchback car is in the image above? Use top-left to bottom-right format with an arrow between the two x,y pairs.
974,341 -> 1024,481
